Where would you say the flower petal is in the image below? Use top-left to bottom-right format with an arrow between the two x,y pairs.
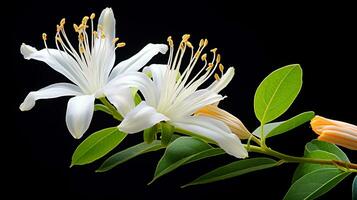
20,83 -> 82,111
143,64 -> 168,90
66,95 -> 95,139
109,43 -> 168,80
118,101 -> 169,133
107,88 -> 135,117
98,8 -> 116,40
208,67 -> 235,93
103,72 -> 158,107
171,116 -> 248,158
20,43 -> 88,92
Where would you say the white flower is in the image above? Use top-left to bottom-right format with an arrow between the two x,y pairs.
19,8 -> 168,139
104,35 -> 248,158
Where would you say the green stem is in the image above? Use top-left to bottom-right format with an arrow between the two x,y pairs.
99,98 -> 123,121
247,145 -> 357,172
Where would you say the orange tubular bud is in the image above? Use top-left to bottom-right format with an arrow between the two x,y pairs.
195,105 -> 251,139
310,115 -> 357,150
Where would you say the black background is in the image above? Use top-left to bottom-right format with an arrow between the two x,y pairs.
5,0 -> 357,199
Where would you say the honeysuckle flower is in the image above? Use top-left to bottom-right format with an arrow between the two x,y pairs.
104,35 -> 248,158
19,8 -> 167,139
195,105 -> 251,139
311,115 -> 357,150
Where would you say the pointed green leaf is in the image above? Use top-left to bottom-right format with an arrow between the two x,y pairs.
253,111 -> 314,138
284,168 -> 350,200
353,175 -> 357,200
183,157 -> 277,187
96,140 -> 164,172
144,125 -> 158,144
306,140 -> 349,162
150,137 -> 223,184
292,150 -> 339,183
71,127 -> 127,166
160,122 -> 174,146
254,64 -> 303,124
94,104 -> 112,115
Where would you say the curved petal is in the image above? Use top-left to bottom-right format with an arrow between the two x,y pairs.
66,95 -> 95,139
106,88 -> 135,116
208,67 -> 235,93
109,43 -> 168,80
171,116 -> 248,158
98,8 -> 116,41
103,72 -> 158,107
143,64 -> 168,90
118,101 -> 169,133
20,43 -> 88,92
20,83 -> 82,111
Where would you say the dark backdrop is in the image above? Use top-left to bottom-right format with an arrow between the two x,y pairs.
6,0 -> 357,199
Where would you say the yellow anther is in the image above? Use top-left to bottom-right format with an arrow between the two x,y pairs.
56,25 -> 62,32
219,63 -> 224,73
216,54 -> 221,63
42,33 -> 47,41
206,63 -> 214,71
82,16 -> 89,25
79,46 -> 85,53
199,39 -> 204,47
167,36 -> 173,46
90,13 -> 95,20
186,41 -> 193,48
73,23 -> 79,32
116,42 -> 126,48
210,48 -> 217,53
214,73 -> 220,80
77,24 -> 85,31
60,18 -> 66,26
98,24 -> 104,31
179,42 -> 185,49
56,36 -> 63,43
204,39 -> 208,47
78,34 -> 84,41
112,37 -> 119,44
93,31 -> 98,38
201,53 -> 207,61
182,34 -> 190,42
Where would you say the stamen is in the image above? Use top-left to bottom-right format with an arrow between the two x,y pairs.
60,18 -> 66,26
210,48 -> 217,53
219,63 -> 224,73
201,53 -> 207,61
93,31 -> 98,39
186,41 -> 193,49
167,36 -> 174,46
204,39 -> 208,47
90,13 -> 95,20
42,33 -> 47,41
82,16 -> 89,25
214,73 -> 220,80
199,39 -> 204,47
112,37 -> 120,44
73,24 -> 79,32
116,42 -> 126,48
206,63 -> 214,71
216,54 -> 221,64
182,34 -> 190,42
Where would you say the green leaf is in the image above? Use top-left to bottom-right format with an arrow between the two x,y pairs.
254,64 -> 303,124
71,127 -> 127,166
150,137 -> 223,184
253,111 -> 315,138
160,122 -> 174,146
94,104 -> 112,115
143,125 -> 158,144
183,157 -> 277,187
292,150 -> 339,183
96,140 -> 164,172
353,175 -> 357,200
284,168 -> 350,200
306,140 -> 349,162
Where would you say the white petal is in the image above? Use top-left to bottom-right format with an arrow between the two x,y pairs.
109,43 -> 168,80
20,83 -> 82,111
171,116 -> 248,158
118,101 -> 169,133
107,88 -> 135,116
168,89 -> 224,119
66,95 -> 95,139
208,67 -> 235,93
103,72 -> 158,107
20,43 -> 88,92
143,64 -> 167,90
98,8 -> 116,40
